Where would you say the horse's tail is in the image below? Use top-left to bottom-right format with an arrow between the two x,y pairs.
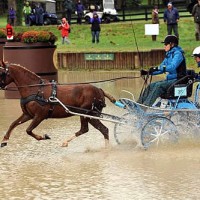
102,90 -> 126,109
103,90 -> 116,103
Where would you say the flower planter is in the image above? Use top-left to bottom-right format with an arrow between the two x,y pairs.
3,42 -> 58,99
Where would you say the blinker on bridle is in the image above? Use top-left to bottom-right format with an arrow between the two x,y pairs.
0,66 -> 9,89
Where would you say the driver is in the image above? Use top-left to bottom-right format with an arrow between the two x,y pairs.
138,35 -> 186,106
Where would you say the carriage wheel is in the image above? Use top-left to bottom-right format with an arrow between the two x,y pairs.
114,112 -> 139,146
141,117 -> 178,149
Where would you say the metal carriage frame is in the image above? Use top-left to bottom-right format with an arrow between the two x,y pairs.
114,72 -> 200,149
115,97 -> 200,149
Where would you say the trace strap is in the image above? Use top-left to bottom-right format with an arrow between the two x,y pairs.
48,96 -> 127,124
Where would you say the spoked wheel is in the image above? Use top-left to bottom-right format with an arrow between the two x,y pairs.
114,112 -> 139,146
141,117 -> 178,149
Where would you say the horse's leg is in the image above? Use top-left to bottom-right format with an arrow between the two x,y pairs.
25,116 -> 51,141
89,119 -> 109,148
62,116 -> 89,147
1,113 -> 32,147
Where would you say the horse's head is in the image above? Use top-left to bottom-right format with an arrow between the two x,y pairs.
0,60 -> 13,89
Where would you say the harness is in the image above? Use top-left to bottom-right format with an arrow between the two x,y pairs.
20,80 -> 57,118
20,94 -> 48,106
0,64 -> 105,118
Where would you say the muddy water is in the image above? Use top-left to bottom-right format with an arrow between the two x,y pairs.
0,71 -> 200,200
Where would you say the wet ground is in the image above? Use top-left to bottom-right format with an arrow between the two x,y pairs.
0,71 -> 200,200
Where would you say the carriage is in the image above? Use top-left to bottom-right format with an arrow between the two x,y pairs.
114,69 -> 200,149
49,68 -> 200,149
0,61 -> 200,150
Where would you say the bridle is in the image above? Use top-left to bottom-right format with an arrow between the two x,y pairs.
0,66 -> 9,89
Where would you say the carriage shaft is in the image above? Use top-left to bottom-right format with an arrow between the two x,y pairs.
48,96 -> 126,124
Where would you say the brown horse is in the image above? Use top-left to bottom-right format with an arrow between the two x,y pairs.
0,61 -> 118,148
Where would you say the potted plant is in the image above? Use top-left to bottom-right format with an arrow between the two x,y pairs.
18,30 -> 57,45
11,30 -> 57,45
3,30 -> 58,99
0,28 -> 6,39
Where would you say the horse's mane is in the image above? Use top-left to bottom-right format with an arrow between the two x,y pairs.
10,63 -> 42,81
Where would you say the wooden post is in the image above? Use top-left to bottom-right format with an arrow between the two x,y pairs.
135,54 -> 141,68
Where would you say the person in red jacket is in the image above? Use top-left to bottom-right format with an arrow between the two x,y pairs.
6,23 -> 14,40
57,18 -> 70,44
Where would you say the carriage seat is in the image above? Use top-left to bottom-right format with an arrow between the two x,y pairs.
160,70 -> 196,99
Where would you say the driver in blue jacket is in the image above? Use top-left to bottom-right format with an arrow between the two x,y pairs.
138,35 -> 186,106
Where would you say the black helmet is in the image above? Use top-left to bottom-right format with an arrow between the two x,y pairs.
162,35 -> 178,45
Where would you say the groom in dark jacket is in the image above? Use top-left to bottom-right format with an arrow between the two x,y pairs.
163,2 -> 179,38
63,0 -> 74,25
192,0 -> 200,40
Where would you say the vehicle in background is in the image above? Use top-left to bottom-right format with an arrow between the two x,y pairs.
29,12 -> 59,25
27,0 -> 60,25
84,0 -> 120,23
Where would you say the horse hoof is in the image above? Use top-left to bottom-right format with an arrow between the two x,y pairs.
1,142 -> 7,148
44,134 -> 51,140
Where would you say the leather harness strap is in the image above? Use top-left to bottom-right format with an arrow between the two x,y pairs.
20,80 -> 58,119
47,80 -> 57,118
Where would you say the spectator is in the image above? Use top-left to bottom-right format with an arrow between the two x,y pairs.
163,2 -> 179,38
35,3 -> 44,26
6,23 -> 14,40
57,18 -> 70,45
23,1 -> 32,26
192,0 -> 200,41
63,0 -> 74,25
187,0 -> 198,14
192,46 -> 200,66
138,35 -> 186,106
76,0 -> 84,24
151,5 -> 159,41
8,7 -> 16,26
90,12 -> 101,43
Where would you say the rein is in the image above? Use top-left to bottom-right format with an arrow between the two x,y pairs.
138,74 -> 153,103
2,75 -> 141,91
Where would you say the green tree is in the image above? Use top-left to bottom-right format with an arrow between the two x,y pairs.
16,0 -> 23,26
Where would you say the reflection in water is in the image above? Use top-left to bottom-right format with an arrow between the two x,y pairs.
0,71 -> 200,199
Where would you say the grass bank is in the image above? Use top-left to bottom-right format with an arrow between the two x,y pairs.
0,15 -> 198,69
